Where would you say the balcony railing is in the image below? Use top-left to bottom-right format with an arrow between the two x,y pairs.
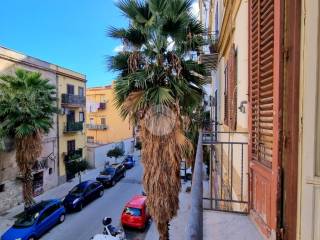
61,94 -> 85,107
86,124 -> 107,130
64,121 -> 83,133
199,31 -> 219,78
187,131 -> 203,240
64,148 -> 83,162
98,102 -> 106,110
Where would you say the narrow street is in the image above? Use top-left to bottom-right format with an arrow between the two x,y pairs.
40,156 -> 149,240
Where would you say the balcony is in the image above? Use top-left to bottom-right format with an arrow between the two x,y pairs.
199,31 -> 219,80
61,94 -> 85,108
98,102 -> 106,110
64,148 -> 83,162
86,124 -> 107,130
64,121 -> 83,133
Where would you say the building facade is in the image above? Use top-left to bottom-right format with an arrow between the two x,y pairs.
199,0 -> 319,239
86,85 -> 133,145
58,68 -> 86,183
0,46 -> 86,213
199,0 -> 250,213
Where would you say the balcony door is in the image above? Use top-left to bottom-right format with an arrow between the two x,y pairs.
67,140 -> 75,154
248,0 -> 283,238
67,110 -> 75,123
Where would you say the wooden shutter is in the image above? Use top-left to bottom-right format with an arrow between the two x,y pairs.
250,0 -> 274,168
228,45 -> 237,131
224,45 -> 237,130
224,66 -> 229,125
249,0 -> 282,238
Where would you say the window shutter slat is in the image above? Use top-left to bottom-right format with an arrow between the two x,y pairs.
250,0 -> 275,167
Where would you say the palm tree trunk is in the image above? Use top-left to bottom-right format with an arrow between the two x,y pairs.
140,111 -> 190,240
157,221 -> 169,240
22,168 -> 35,209
16,132 -> 42,209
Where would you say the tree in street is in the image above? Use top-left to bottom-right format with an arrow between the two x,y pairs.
0,69 -> 58,208
108,0 -> 206,238
107,146 -> 125,163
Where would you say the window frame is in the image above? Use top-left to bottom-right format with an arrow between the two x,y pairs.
78,86 -> 84,96
79,112 -> 85,123
316,15 -> 320,177
67,84 -> 74,95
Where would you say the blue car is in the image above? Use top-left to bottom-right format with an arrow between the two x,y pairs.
1,199 -> 66,240
63,180 -> 104,211
122,155 -> 135,169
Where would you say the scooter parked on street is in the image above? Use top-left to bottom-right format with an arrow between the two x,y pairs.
90,217 -> 126,240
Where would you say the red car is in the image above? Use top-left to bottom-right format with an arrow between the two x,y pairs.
121,195 -> 150,230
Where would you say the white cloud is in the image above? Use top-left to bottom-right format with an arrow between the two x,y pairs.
191,2 -> 200,19
113,44 -> 124,52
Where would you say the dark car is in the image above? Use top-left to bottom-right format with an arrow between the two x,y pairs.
122,155 -> 135,169
96,164 -> 126,187
63,180 -> 104,211
1,199 -> 65,240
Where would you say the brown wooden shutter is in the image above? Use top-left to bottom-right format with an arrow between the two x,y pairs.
229,45 -> 237,131
224,66 -> 229,125
250,0 -> 274,168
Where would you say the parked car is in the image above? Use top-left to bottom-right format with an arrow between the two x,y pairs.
122,155 -> 135,169
63,180 -> 104,211
1,199 -> 65,240
121,195 -> 150,230
96,164 -> 126,187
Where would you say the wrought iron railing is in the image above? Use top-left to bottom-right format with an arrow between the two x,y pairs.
186,131 -> 203,240
199,31 -> 219,78
64,121 -> 83,132
86,124 -> 107,130
61,94 -> 85,107
202,131 -> 249,214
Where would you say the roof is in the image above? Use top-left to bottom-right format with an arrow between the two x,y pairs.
0,46 -> 86,81
126,195 -> 146,208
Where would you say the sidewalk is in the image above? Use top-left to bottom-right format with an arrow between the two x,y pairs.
0,151 -> 140,236
0,167 -> 102,235
146,179 -> 263,240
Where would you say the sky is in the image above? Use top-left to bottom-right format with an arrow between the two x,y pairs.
0,0 -> 199,87
0,0 -> 127,87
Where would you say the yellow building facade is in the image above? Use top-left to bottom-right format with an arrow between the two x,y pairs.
86,85 -> 133,144
58,69 -> 87,182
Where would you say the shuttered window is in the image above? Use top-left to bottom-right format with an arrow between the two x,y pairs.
250,0 -> 274,168
224,44 -> 237,131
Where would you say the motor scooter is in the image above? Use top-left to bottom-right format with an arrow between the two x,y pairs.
90,217 -> 126,240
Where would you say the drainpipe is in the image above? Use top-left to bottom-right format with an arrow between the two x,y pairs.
56,69 -> 60,184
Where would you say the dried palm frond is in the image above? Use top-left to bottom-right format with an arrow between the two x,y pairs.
16,131 -> 42,208
140,105 -> 193,240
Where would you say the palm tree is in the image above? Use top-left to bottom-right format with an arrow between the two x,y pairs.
0,69 -> 58,208
108,1 -> 206,238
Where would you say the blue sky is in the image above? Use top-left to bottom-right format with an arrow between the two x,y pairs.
0,0 -> 127,87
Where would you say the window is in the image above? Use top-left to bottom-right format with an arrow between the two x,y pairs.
67,140 -> 76,154
123,207 -> 142,216
79,112 -> 85,122
87,136 -> 94,143
101,118 -> 106,125
90,118 -> 94,124
78,87 -> 84,96
38,205 -> 57,223
67,84 -> 74,95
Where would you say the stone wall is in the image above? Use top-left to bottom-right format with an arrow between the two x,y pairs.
0,180 -> 22,214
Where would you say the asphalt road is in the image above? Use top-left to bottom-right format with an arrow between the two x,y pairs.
41,156 -> 150,240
